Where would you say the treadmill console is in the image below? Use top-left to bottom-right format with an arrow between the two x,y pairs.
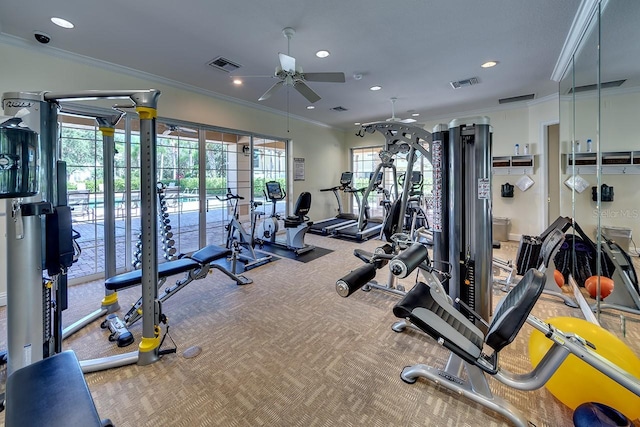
340,171 -> 353,186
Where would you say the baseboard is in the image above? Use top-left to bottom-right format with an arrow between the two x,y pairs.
0,292 -> 6,307
508,233 -> 522,242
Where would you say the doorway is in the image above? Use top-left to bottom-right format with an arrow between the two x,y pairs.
546,123 -> 561,225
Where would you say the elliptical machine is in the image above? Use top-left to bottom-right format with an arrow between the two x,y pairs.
256,181 -> 315,255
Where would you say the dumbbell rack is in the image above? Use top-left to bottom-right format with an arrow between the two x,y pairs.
132,182 -> 177,268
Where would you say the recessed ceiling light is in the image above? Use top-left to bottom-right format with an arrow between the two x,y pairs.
51,17 -> 74,29
481,61 -> 498,68
369,85 -> 382,91
315,50 -> 330,58
354,122 -> 361,126
307,105 -> 315,109
233,79 -> 242,85
411,113 -> 420,117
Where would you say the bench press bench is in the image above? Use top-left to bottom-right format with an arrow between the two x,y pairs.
5,351 -> 113,427
103,245 -> 252,346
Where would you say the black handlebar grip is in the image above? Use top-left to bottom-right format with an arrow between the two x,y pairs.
336,263 -> 377,297
389,244 -> 429,278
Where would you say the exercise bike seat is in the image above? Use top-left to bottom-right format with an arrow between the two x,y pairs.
394,268 -> 546,373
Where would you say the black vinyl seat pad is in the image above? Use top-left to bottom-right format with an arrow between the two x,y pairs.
394,281 -> 484,361
6,351 -> 104,427
105,245 -> 231,291
394,268 -> 546,366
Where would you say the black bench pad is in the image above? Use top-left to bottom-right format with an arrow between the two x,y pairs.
106,258 -> 198,291
105,245 -> 231,291
6,351 -> 104,427
189,245 -> 231,264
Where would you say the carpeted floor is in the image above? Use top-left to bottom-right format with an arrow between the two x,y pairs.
0,234 -> 639,426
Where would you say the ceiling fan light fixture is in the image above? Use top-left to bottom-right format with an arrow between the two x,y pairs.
315,50 -> 330,58
354,122 -> 361,126
411,113 -> 420,117
306,105 -> 315,109
481,60 -> 498,68
370,85 -> 382,91
233,79 -> 243,85
51,17 -> 74,29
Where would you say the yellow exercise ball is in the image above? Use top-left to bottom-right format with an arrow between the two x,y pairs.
528,316 -> 640,420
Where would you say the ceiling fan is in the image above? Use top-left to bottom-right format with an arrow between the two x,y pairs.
160,124 -> 198,136
258,27 -> 346,104
385,98 -> 418,123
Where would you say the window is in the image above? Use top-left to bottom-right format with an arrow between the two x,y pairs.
58,111 -> 288,284
351,145 -> 434,223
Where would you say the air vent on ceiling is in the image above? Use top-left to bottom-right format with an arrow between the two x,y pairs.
450,77 -> 479,89
499,94 -> 535,104
207,56 -> 241,73
568,79 -> 626,94
331,106 -> 349,112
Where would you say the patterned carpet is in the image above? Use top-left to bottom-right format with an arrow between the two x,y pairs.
0,234 -> 639,426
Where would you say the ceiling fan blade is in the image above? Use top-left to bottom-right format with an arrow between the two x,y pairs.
259,80 -> 284,101
293,81 -> 321,103
303,72 -> 346,83
278,53 -> 296,73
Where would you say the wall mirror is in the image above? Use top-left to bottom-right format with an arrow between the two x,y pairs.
559,0 -> 640,322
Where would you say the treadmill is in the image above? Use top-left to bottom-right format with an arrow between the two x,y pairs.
308,172 -> 359,235
332,171 -> 388,241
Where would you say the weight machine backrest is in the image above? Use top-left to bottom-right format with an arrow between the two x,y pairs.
538,228 -> 566,271
485,268 -> 546,352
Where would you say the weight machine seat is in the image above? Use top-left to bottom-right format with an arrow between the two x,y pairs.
393,268 -> 546,371
284,192 -> 312,227
5,351 -> 111,427
105,245 -> 231,291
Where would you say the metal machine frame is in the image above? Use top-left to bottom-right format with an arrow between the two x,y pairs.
3,89 -> 163,374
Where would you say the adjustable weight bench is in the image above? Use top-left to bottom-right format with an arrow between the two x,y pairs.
103,245 -> 252,346
5,351 -> 113,427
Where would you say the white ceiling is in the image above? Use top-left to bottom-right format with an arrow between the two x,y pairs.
0,0 -> 582,130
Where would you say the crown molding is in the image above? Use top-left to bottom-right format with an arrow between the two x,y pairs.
0,33 -> 334,130
551,0 -> 610,82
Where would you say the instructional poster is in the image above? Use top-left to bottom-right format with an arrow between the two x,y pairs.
294,157 -> 305,181
478,177 -> 490,199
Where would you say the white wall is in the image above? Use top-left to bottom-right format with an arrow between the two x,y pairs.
559,90 -> 640,242
0,38 -> 349,302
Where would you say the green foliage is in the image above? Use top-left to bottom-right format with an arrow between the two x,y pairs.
156,177 -> 228,196
253,177 -> 286,198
